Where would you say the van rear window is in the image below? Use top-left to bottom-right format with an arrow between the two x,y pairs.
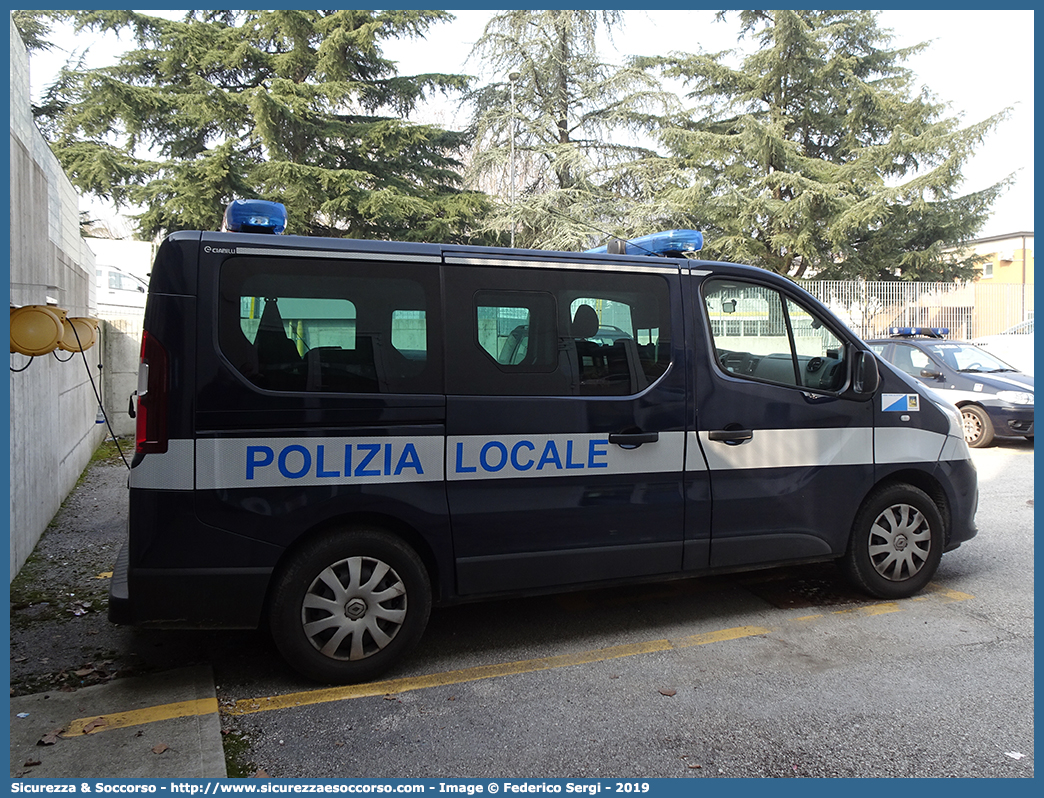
219,257 -> 441,394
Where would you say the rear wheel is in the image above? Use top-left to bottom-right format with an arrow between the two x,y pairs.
269,529 -> 431,684
961,404 -> 995,448
841,484 -> 943,599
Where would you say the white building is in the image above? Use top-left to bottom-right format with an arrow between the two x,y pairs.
88,238 -> 155,315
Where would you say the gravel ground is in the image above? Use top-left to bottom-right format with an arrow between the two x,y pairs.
10,439 -> 154,696
9,438 -> 276,701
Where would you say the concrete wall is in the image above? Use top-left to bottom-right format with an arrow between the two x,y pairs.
88,238 -> 155,435
9,17 -> 106,579
100,317 -> 144,437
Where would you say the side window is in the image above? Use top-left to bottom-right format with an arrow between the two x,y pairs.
890,343 -> 932,378
704,278 -> 847,392
479,305 -> 528,366
568,296 -> 669,394
239,297 -> 357,351
219,257 -> 441,394
391,310 -> 426,362
446,266 -> 672,396
475,291 -> 557,370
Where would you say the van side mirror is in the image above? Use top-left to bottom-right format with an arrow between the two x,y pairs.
919,368 -> 944,380
852,349 -> 880,396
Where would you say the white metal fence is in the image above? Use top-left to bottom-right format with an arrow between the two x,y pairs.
802,280 -> 1034,341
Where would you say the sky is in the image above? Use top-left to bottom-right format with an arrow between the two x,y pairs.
24,8 -> 1035,241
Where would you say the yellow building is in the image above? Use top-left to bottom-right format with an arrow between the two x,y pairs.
963,231 -> 1034,285
956,232 -> 1034,337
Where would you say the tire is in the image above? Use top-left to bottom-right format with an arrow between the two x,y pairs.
840,484 -> 944,600
269,529 -> 431,684
961,404 -> 995,448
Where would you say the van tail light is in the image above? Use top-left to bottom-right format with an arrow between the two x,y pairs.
135,330 -> 169,455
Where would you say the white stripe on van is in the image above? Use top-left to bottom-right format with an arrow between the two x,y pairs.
874,427 -> 947,464
695,427 -> 874,471
695,426 -> 953,470
132,426 -> 959,491
128,439 -> 195,491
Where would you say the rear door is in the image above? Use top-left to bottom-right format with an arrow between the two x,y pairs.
191,240 -> 454,587
443,253 -> 689,595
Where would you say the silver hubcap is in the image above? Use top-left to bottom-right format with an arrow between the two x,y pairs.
301,556 -> 407,661
962,411 -> 982,443
868,503 -> 932,581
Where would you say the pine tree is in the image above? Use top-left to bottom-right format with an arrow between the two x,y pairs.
11,10 -> 56,53
21,10 -> 492,241
465,10 -> 680,250
638,10 -> 1008,280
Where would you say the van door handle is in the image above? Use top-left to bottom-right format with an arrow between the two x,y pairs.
608,431 -> 659,448
707,428 -> 754,444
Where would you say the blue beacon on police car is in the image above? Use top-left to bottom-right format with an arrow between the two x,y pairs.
221,198 -> 288,234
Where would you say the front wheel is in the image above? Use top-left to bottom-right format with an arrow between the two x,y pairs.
840,484 -> 943,600
961,404 -> 995,448
269,529 -> 431,684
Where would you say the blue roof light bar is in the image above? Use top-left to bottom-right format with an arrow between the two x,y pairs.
222,199 -> 288,234
587,229 -> 704,257
889,327 -> 949,338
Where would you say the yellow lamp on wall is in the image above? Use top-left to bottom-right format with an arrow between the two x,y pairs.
10,305 -> 65,356
58,316 -> 100,352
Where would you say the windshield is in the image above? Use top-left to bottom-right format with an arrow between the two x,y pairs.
925,342 -> 1016,372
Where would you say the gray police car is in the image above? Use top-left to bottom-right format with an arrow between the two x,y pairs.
868,327 -> 1034,448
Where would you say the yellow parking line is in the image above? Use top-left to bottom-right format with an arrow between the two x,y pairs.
672,625 -> 771,649
834,601 -> 902,617
62,697 -> 219,737
227,626 -> 772,716
227,639 -> 675,716
927,583 -> 975,602
59,586 -> 978,731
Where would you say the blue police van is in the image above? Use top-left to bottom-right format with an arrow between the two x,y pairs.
110,201 -> 978,683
